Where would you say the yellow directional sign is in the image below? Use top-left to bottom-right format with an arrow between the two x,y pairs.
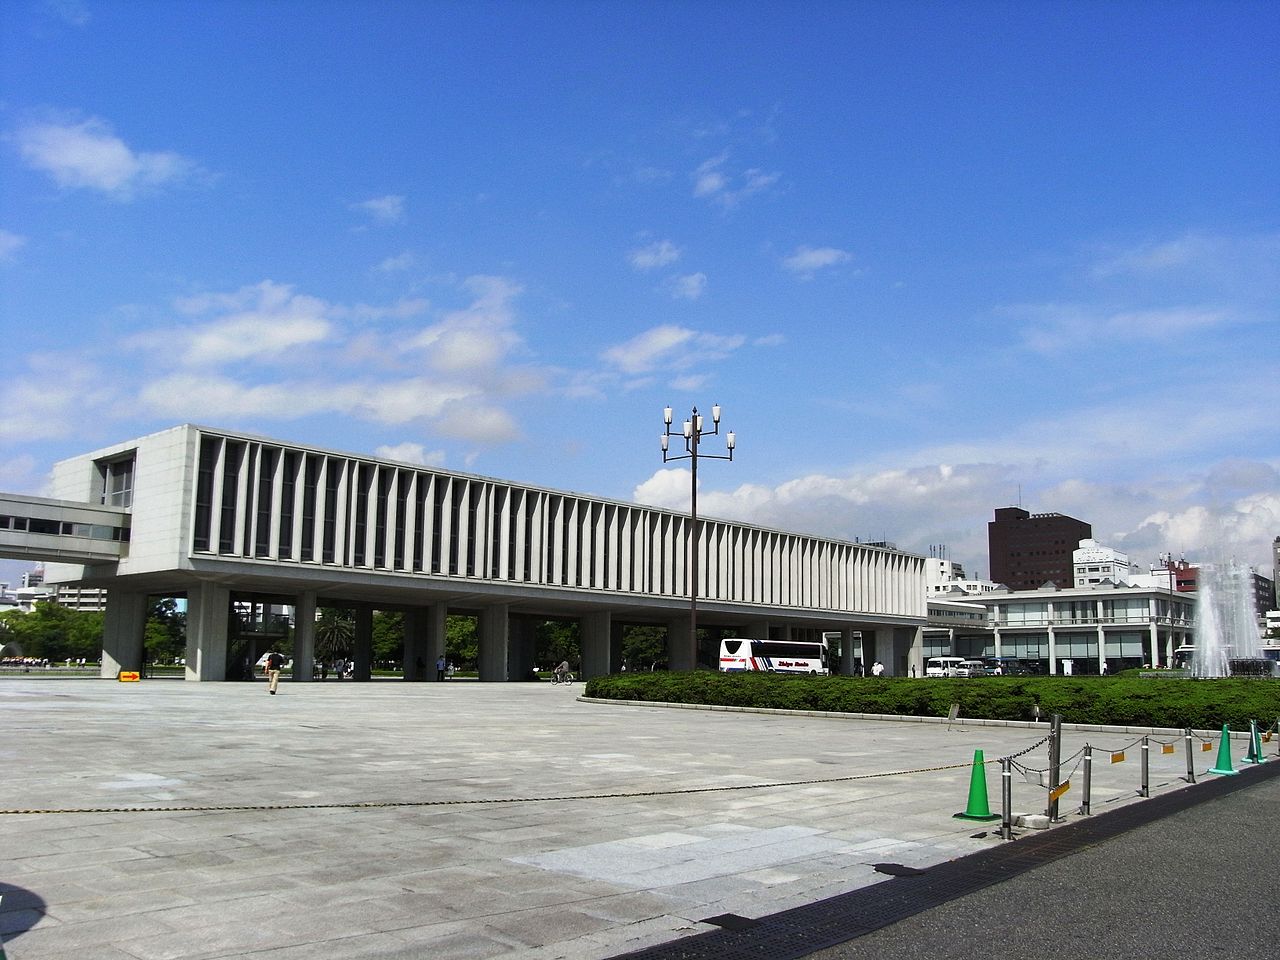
118,671 -> 141,682
1049,781 -> 1071,802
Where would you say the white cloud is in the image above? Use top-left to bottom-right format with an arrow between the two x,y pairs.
0,229 -> 27,261
668,272 -> 707,300
782,245 -> 851,279
169,281 -> 333,365
628,239 -> 681,271
691,154 -> 779,208
0,355 -> 119,441
375,251 -> 415,272
601,325 -> 696,374
16,117 -> 199,199
44,0 -> 91,27
374,442 -> 446,466
351,194 -> 405,224
1011,303 -> 1231,354
410,275 -> 525,373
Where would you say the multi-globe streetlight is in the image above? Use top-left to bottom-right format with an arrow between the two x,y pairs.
661,404 -> 735,666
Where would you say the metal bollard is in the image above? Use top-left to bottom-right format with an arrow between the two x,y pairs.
1184,727 -> 1197,783
1080,745 -> 1092,816
1001,757 -> 1013,840
1140,736 -> 1150,798
1046,713 -> 1063,821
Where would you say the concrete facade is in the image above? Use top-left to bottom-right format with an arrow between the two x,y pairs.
9,424 -> 928,681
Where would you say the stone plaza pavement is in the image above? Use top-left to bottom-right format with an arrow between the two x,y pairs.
0,678 -> 1234,960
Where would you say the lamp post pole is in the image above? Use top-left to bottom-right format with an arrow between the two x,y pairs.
662,404 -> 735,668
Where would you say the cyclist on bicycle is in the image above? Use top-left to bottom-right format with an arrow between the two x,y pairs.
553,660 -> 570,683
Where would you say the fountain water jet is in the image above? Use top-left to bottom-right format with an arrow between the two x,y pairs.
1193,559 -> 1263,678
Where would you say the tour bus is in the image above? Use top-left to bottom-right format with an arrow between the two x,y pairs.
719,638 -> 829,675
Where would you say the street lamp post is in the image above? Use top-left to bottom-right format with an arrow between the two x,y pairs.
662,404 -> 735,668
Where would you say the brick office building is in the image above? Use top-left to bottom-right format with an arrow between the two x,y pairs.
988,506 -> 1092,592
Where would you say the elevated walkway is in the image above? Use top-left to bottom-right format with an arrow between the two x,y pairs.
0,493 -> 129,564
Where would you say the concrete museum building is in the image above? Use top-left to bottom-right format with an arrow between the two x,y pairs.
0,425 -> 928,681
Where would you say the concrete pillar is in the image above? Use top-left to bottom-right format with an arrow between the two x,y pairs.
904,626 -> 925,678
1148,622 -> 1161,668
891,626 -> 918,677
744,621 -> 771,640
1048,626 -> 1057,676
861,629 -> 877,672
352,606 -> 373,681
184,582 -> 230,681
292,591 -> 316,682
478,603 -> 509,681
406,604 -> 451,681
667,615 -> 694,672
836,625 -> 861,676
101,589 -> 148,678
581,610 -> 612,679
507,616 -> 537,681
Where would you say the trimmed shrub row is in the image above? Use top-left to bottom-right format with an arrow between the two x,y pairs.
583,672 -> 1280,731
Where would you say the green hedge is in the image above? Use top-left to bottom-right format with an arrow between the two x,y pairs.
583,673 -> 1280,731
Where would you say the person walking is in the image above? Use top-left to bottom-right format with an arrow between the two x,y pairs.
871,660 -> 884,677
264,651 -> 285,695
436,655 -> 446,681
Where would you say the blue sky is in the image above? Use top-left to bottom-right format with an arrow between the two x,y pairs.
2,0 -> 1278,589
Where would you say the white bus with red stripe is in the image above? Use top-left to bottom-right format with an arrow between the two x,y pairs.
719,638 -> 829,675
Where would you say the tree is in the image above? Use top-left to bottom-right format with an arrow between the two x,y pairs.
371,611 -> 404,666
445,615 -> 478,669
315,607 -> 355,662
535,620 -> 580,670
144,597 -> 185,663
622,625 -> 667,672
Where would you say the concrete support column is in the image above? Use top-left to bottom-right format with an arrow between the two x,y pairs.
1048,626 -> 1057,675
891,626 -> 918,677
744,621 -> 771,640
101,589 -> 148,679
1148,622 -> 1160,668
667,615 -> 694,672
184,582 -> 230,681
478,604 -> 509,681
404,606 -> 430,680
507,616 -> 537,681
581,610 -> 612,680
903,625 -> 925,678
836,626 -> 861,676
861,629 -> 877,671
292,591 -> 316,682
352,606 -> 373,681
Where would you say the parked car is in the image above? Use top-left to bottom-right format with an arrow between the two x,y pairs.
925,656 -> 965,677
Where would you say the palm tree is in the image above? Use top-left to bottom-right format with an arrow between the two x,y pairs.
315,607 -> 355,662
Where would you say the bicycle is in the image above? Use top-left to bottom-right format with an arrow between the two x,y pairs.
550,671 -> 575,685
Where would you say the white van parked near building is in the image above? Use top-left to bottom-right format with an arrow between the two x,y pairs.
925,656 -> 964,677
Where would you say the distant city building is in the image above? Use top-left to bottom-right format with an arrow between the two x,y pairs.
987,506 -> 1092,591
923,579 -> 1194,674
1073,539 -> 1136,587
1273,535 -> 1280,606
1151,556 -> 1274,621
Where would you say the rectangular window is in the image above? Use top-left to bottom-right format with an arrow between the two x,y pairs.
255,447 -> 276,558
393,470 -> 408,570
219,442 -> 244,554
322,460 -> 340,563
193,437 -> 218,552
278,451 -> 297,559
354,463 -> 371,567
373,466 -> 390,568
300,454 -> 319,562
432,477 -> 446,574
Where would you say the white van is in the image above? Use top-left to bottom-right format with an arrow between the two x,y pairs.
925,656 -> 964,678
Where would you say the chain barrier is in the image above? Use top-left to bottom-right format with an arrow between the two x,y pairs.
0,758 -> 979,817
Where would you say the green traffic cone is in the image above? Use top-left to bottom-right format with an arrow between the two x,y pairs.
1242,720 -> 1264,765
954,749 -> 1001,821
1208,723 -> 1239,776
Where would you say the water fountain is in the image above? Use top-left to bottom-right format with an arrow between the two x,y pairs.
1193,559 -> 1265,678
